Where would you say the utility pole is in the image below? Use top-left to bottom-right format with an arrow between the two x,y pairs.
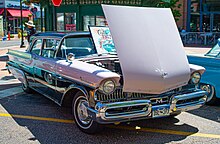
20,0 -> 25,48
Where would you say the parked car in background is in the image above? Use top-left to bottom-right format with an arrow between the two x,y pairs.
188,38 -> 220,105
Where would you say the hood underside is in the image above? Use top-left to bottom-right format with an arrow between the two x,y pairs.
102,5 -> 191,94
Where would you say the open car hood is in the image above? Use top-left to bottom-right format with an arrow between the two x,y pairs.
102,5 -> 191,94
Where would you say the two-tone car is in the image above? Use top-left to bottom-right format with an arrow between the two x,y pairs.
6,5 -> 208,134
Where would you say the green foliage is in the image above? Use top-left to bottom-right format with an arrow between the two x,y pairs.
40,0 -> 49,7
142,0 -> 161,6
156,0 -> 182,21
22,0 -> 31,5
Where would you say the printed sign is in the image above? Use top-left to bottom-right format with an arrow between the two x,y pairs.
65,24 -> 76,31
5,0 -> 29,9
0,0 -> 5,8
0,16 -> 3,37
89,26 -> 116,54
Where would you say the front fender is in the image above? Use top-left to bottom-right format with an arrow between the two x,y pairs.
189,64 -> 205,75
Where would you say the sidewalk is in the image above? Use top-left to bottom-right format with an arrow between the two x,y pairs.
184,47 -> 211,54
0,46 -> 26,78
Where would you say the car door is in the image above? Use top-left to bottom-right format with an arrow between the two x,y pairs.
32,38 -> 60,102
54,36 -> 97,103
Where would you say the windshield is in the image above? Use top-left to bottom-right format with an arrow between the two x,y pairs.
89,27 -> 116,54
205,44 -> 220,57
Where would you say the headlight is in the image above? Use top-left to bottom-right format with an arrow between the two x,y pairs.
190,72 -> 201,84
99,80 -> 116,94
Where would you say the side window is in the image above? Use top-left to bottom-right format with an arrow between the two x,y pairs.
56,37 -> 96,59
42,39 -> 60,58
31,39 -> 43,55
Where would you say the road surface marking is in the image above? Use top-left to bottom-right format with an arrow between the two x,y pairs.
108,125 -> 220,139
0,113 -> 74,123
0,112 -> 220,139
0,87 -> 23,99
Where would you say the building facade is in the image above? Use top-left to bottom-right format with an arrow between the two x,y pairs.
0,0 -> 33,35
188,0 -> 220,32
36,0 -> 220,32
42,0 -> 164,32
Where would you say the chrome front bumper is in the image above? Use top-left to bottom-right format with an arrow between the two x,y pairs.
87,90 -> 207,124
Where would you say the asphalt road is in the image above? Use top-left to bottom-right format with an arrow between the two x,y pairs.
0,73 -> 220,144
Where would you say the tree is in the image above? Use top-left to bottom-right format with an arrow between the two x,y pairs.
156,0 -> 182,21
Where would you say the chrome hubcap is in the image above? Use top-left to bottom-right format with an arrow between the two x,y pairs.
76,98 -> 91,125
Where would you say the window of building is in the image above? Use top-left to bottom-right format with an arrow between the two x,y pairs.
57,13 -> 64,31
83,16 -> 108,31
57,13 -> 76,32
65,13 -> 76,31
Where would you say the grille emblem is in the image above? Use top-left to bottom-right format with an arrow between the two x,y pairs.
155,98 -> 165,104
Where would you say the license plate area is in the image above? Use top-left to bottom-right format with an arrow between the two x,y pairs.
152,105 -> 170,118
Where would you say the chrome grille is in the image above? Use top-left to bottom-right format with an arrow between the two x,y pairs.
95,89 -> 162,103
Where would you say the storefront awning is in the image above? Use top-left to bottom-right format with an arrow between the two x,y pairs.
0,9 -> 4,15
7,9 -> 32,17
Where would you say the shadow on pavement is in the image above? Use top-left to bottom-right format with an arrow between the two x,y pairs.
0,75 -> 16,81
0,92 -> 200,144
189,105 -> 220,123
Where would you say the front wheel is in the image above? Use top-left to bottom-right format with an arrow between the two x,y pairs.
72,91 -> 102,134
200,84 -> 219,105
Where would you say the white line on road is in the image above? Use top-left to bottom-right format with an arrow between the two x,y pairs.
0,87 -> 23,99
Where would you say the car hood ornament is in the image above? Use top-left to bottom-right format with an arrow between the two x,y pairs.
102,5 -> 191,94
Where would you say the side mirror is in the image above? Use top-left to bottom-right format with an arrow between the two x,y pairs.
67,53 -> 75,61
218,38 -> 220,46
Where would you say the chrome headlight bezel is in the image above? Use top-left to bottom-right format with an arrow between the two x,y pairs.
99,80 -> 116,94
190,72 -> 201,85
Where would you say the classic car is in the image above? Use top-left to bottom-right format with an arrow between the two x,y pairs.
188,38 -> 220,105
5,5 -> 208,134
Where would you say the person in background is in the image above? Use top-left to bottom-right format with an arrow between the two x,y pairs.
7,24 -> 11,40
25,20 -> 36,42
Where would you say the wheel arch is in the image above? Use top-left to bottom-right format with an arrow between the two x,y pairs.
60,85 -> 89,108
200,80 -> 219,98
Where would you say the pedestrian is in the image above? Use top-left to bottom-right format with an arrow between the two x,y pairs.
25,20 -> 36,42
7,24 -> 11,40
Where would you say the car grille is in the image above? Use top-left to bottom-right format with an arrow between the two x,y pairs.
95,88 -> 170,105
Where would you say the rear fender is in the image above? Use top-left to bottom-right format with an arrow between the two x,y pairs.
8,65 -> 27,85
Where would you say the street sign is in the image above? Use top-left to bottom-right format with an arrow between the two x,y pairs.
52,0 -> 62,7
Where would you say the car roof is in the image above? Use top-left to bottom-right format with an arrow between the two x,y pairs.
33,31 -> 90,38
